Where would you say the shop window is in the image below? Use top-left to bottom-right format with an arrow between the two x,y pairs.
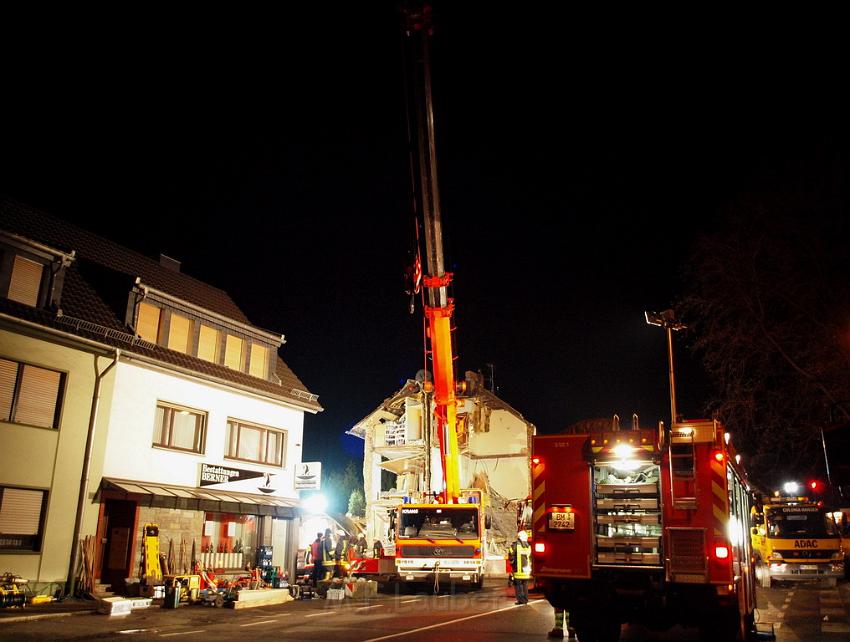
7,255 -> 44,307
197,324 -> 220,363
167,313 -> 194,354
199,513 -> 257,568
226,420 -> 285,467
137,301 -> 162,343
248,344 -> 268,379
153,402 -> 206,453
0,486 -> 47,551
0,358 -> 65,429
224,335 -> 245,371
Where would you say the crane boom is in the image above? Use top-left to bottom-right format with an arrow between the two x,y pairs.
404,3 -> 460,503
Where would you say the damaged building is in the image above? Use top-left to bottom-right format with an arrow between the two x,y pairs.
348,370 -> 534,559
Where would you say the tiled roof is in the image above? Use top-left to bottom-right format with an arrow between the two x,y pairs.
0,199 -> 322,413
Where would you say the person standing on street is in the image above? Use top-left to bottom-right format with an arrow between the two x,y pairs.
308,532 -> 322,586
321,528 -> 336,581
334,531 -> 350,577
509,530 -> 531,605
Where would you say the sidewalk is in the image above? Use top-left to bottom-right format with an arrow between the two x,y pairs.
0,597 -> 97,624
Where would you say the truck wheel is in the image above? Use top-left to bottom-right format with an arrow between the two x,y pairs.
756,562 -> 772,588
214,594 -> 224,608
822,577 -> 837,588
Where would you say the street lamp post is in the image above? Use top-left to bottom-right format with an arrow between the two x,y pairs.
645,309 -> 686,427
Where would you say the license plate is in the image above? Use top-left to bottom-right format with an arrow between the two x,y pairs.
799,565 -> 818,570
548,512 -> 575,531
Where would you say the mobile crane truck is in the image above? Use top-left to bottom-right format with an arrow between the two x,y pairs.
389,3 -> 490,591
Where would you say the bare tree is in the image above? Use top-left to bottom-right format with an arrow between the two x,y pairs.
678,194 -> 850,489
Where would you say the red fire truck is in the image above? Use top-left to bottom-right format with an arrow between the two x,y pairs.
531,416 -> 772,642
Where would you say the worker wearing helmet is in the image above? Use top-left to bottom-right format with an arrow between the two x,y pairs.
321,528 -> 336,580
334,530 -> 350,578
509,530 -> 531,605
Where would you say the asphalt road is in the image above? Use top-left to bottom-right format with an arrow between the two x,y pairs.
2,580 -> 848,641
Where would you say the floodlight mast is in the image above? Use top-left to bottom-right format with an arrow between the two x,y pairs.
645,309 -> 686,426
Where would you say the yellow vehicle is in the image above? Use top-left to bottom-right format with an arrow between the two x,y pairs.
751,494 -> 845,587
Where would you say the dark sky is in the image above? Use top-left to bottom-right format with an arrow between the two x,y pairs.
2,4 -> 847,471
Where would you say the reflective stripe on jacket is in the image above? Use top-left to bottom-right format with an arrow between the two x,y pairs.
322,538 -> 336,567
512,541 -> 532,579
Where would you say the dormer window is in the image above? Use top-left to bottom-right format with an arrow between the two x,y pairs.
130,283 -> 281,382
8,256 -> 43,307
0,234 -> 72,310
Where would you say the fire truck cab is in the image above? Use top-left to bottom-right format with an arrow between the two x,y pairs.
532,417 -> 768,641
393,489 -> 487,588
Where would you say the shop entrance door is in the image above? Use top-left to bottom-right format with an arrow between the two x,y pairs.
100,499 -> 136,591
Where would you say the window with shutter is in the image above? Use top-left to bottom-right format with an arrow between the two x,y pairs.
0,359 -> 64,429
137,302 -> 162,343
224,335 -> 245,371
15,365 -> 62,428
249,344 -> 268,379
0,486 -> 47,551
8,255 -> 43,307
0,358 -> 17,422
197,324 -> 220,363
168,313 -> 193,354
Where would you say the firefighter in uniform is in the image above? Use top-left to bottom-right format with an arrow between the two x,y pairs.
510,530 -> 532,604
334,530 -> 350,578
321,528 -> 336,580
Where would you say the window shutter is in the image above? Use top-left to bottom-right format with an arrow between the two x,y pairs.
224,335 -> 244,370
8,256 -> 43,307
168,313 -> 193,354
14,365 -> 62,428
198,325 -> 220,363
0,488 -> 43,535
137,302 -> 162,343
0,359 -> 18,422
249,344 -> 268,378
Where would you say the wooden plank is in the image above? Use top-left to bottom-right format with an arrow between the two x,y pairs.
225,589 -> 292,609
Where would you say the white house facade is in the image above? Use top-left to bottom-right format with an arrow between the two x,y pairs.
0,200 -> 321,594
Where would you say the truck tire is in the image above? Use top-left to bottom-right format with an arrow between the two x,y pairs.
822,577 -> 837,588
756,562 -> 772,588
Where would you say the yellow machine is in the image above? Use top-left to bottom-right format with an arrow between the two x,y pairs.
0,573 -> 27,608
164,574 -> 201,602
751,494 -> 845,587
143,523 -> 162,582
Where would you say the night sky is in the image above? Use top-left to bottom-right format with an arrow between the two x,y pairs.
2,4 -> 847,472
